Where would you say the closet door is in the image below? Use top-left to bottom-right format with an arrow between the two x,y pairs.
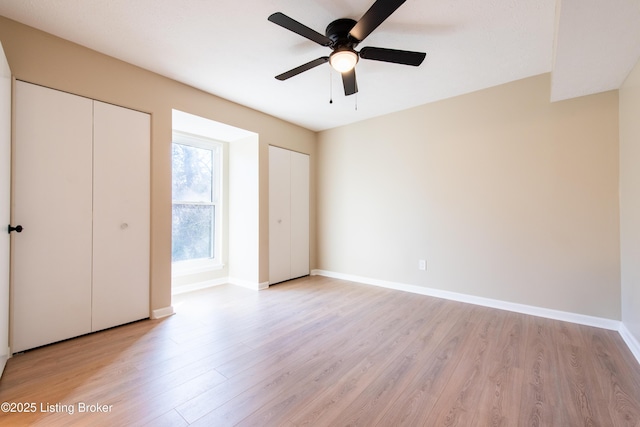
269,146 -> 309,285
13,81 -> 93,353
290,151 -> 309,279
92,101 -> 150,331
269,146 -> 291,284
1,42 -> 11,374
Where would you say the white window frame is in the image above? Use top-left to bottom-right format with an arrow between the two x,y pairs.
171,131 -> 223,276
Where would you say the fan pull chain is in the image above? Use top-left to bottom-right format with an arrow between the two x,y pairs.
355,92 -> 358,111
329,68 -> 333,104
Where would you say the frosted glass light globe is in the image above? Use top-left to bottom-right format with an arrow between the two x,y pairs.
330,50 -> 358,73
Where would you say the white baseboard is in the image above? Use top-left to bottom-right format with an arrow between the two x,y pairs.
311,269 -> 621,331
619,323 -> 640,365
228,277 -> 269,290
151,306 -> 175,319
172,278 -> 227,295
172,277 -> 270,294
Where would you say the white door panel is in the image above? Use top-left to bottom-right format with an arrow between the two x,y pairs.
269,146 -> 291,284
0,42 -> 11,374
13,81 -> 93,353
290,151 -> 310,279
92,101 -> 150,331
269,146 -> 309,285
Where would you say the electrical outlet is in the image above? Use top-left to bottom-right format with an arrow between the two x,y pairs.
418,259 -> 426,271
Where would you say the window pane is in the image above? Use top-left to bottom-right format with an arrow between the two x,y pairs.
172,204 -> 214,262
172,143 -> 213,202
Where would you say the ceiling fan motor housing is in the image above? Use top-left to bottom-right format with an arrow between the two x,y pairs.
325,18 -> 359,49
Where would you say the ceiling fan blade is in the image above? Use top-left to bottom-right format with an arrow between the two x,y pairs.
268,12 -> 332,46
275,57 -> 329,81
360,47 -> 426,66
342,68 -> 358,96
349,0 -> 406,42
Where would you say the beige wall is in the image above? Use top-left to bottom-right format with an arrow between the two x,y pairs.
0,16 -> 317,312
620,58 -> 640,340
318,73 -> 621,319
0,15 -> 627,324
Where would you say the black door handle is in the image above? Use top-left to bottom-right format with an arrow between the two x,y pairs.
8,225 -> 23,234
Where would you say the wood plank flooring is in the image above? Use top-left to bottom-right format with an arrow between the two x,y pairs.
0,275 -> 639,426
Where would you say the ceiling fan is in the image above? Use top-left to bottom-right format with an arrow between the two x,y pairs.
268,0 -> 426,97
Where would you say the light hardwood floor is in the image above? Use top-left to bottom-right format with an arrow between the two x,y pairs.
0,275 -> 639,426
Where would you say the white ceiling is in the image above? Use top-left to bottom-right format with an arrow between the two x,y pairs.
0,0 -> 639,131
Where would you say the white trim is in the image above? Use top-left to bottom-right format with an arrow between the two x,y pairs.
228,277 -> 269,290
171,276 -> 269,294
151,306 -> 175,319
171,132 -> 223,267
171,260 -> 224,278
619,323 -> 640,365
172,109 -> 257,143
171,278 -> 227,295
311,269 -> 620,331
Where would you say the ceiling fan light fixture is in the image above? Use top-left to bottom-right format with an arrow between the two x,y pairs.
269,0 -> 427,97
330,49 -> 358,73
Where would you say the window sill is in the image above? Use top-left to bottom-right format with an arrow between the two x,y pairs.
172,260 -> 225,278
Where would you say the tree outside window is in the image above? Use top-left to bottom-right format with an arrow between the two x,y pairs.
171,133 -> 220,264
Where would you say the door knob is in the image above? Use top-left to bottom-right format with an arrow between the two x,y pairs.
8,224 -> 23,234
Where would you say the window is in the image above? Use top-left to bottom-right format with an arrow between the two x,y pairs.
172,132 -> 222,272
